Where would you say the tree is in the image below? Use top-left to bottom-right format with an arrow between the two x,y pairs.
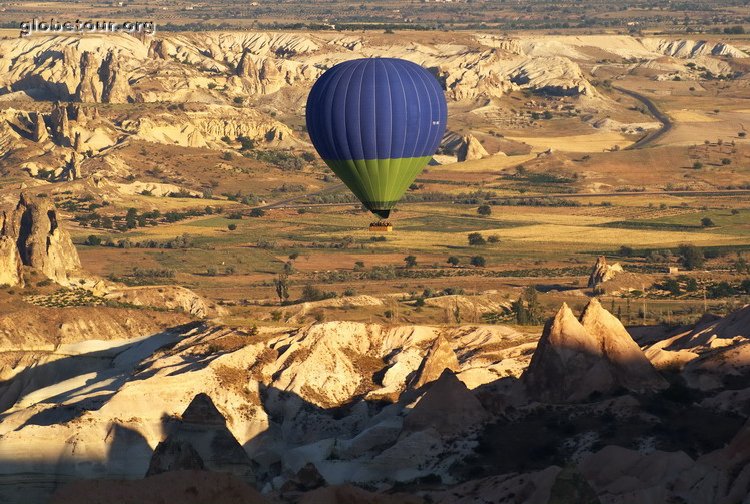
237,135 -> 255,151
679,244 -> 704,270
250,208 -> 265,218
663,278 -> 681,296
404,255 -> 417,268
701,217 -> 715,227
125,208 -> 138,229
227,223 -> 237,231
85,235 -> 102,246
477,204 -> 492,216
487,235 -> 500,244
619,245 -> 634,257
470,256 -> 486,267
274,274 -> 290,304
468,232 -> 486,246
512,286 -> 543,325
301,284 -> 330,302
447,256 -> 460,267
692,161 -> 703,170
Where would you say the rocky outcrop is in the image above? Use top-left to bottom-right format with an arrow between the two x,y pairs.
507,56 -> 595,96
61,154 -> 82,181
32,112 -> 47,142
148,39 -> 173,60
72,131 -> 83,153
412,335 -> 460,388
0,193 -> 80,284
404,369 -> 489,436
128,107 -> 295,149
75,51 -> 102,103
49,102 -> 70,144
103,285 -> 224,318
523,299 -> 667,402
580,443 -> 750,504
259,58 -> 283,94
147,393 -> 255,482
456,134 -> 489,162
236,51 -> 262,94
100,50 -> 130,103
643,38 -> 749,58
73,50 -> 130,103
587,256 -> 624,289
0,233 -> 23,287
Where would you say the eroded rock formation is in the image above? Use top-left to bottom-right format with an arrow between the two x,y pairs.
523,299 -> 667,402
412,335 -> 460,388
587,256 -> 624,288
0,193 -> 81,284
32,112 -> 47,142
147,393 -> 255,483
75,51 -> 102,103
0,228 -> 23,287
236,50 -> 262,94
456,134 -> 489,162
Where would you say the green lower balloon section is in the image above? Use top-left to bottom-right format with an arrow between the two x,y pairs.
323,155 -> 432,218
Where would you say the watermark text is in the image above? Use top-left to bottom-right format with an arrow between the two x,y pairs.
20,18 -> 156,37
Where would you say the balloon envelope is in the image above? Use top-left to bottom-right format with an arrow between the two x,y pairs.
305,58 -> 447,219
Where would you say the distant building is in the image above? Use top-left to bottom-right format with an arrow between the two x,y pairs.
667,267 -> 679,275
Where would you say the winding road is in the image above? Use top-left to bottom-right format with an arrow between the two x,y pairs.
613,85 -> 673,149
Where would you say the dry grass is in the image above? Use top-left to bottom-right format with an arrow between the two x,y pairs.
669,110 -> 720,123
506,131 -> 633,153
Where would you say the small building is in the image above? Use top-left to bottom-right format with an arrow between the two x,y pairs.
667,266 -> 679,275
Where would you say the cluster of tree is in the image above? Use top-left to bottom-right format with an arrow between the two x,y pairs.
404,255 -> 487,268
222,191 -> 260,206
467,232 -> 500,246
659,276 -> 699,296
84,234 -> 195,249
247,150 -> 306,171
708,280 -> 750,299
130,267 -> 176,279
77,206 -> 217,230
619,244 -> 744,271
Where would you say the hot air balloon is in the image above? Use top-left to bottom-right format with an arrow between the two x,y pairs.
305,58 -> 447,230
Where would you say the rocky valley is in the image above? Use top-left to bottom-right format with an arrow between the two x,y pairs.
0,5 -> 749,503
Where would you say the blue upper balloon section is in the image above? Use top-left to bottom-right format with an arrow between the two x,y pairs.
305,58 -> 448,161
